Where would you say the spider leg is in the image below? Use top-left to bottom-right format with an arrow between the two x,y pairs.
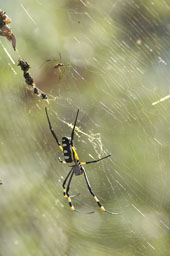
80,154 -> 111,165
70,109 -> 79,146
63,169 -> 72,198
71,146 -> 80,161
62,169 -> 80,198
83,169 -> 121,215
45,107 -> 63,152
65,170 -> 94,214
58,157 -> 66,164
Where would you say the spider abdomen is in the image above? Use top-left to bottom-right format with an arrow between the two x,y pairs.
62,137 -> 74,164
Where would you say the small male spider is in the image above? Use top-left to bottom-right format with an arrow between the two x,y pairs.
45,108 -> 120,215
41,53 -> 64,71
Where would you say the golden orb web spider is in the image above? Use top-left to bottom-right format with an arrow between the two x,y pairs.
45,107 -> 121,215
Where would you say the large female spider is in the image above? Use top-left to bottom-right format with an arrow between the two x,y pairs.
45,107 -> 120,215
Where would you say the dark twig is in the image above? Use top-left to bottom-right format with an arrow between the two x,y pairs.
18,59 -> 48,100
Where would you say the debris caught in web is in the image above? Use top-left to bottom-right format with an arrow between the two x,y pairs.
0,9 -> 16,50
18,59 -> 48,100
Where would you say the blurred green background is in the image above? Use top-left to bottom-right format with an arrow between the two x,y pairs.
1,0 -> 170,255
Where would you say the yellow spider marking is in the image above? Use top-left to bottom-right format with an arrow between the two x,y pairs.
72,146 -> 79,161
63,189 -> 67,197
59,145 -> 63,151
80,162 -> 86,165
68,197 -> 71,202
70,206 -> 75,211
100,206 -> 105,211
94,196 -> 99,202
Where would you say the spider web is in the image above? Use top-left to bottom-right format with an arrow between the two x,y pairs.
0,0 -> 170,255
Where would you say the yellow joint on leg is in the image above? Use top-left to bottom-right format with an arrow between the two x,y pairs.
64,195 -> 67,198
80,162 -> 86,165
100,206 -> 105,211
94,196 -> 99,202
70,206 -> 75,211
59,145 -> 63,151
63,189 -> 67,198
67,197 -> 71,202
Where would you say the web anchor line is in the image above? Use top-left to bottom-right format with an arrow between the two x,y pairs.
152,94 -> 170,106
